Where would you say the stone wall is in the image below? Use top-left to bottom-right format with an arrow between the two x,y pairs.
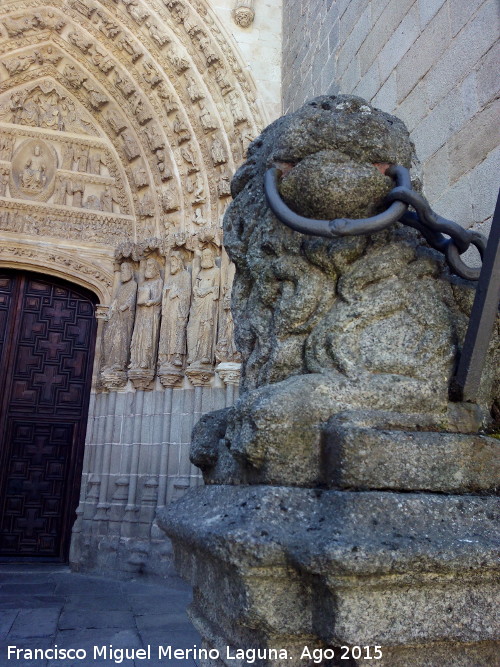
71,380 -> 238,577
282,0 -> 499,236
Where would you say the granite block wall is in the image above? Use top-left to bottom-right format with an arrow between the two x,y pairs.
282,0 -> 500,236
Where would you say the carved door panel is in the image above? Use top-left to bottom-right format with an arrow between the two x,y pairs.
0,270 -> 97,560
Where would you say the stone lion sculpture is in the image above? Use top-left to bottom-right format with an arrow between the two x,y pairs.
192,95 -> 499,487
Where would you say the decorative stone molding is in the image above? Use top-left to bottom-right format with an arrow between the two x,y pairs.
0,239 -> 113,303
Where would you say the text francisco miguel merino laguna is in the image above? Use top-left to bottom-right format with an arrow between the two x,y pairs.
8,644 -> 383,663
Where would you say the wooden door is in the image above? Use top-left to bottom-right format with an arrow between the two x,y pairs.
0,270 -> 97,561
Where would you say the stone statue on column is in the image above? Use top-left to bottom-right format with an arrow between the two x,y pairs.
128,256 -> 163,389
158,251 -> 191,386
186,247 -> 220,369
101,261 -> 137,389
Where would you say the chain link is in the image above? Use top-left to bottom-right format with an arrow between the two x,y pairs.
264,165 -> 487,280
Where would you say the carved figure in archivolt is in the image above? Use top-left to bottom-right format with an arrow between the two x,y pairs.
186,76 -> 203,103
158,252 -> 191,368
129,258 -> 163,371
187,248 -> 220,366
0,135 -> 13,161
0,171 -> 9,197
10,139 -> 57,202
102,262 -> 138,373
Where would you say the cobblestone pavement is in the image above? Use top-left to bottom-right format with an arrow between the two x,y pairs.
0,564 -> 200,667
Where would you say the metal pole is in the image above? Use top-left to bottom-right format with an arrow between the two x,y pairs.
452,189 -> 500,402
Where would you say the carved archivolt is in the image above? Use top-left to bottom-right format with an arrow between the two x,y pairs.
0,0 -> 264,251
0,240 -> 113,303
99,234 -> 239,389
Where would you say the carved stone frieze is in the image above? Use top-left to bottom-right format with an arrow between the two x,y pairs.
198,102 -> 218,133
2,82 -> 99,135
210,136 -> 227,166
161,186 -> 179,212
217,170 -> 231,198
132,163 -> 149,189
172,114 -> 190,144
0,0 -> 264,343
3,10 -> 65,38
146,20 -> 170,48
122,0 -> 150,25
185,75 -> 204,103
0,200 -> 133,245
185,366 -> 214,386
117,35 -> 144,63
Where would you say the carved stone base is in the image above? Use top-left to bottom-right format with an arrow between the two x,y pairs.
128,367 -> 155,390
186,364 -> 214,386
158,363 -> 184,387
160,484 -> 500,667
100,368 -> 128,390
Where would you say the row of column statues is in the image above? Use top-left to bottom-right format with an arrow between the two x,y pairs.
100,247 -> 239,390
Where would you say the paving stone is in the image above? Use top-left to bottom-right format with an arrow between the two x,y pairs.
128,590 -> 191,615
49,628 -> 142,666
0,583 -> 56,595
134,612 -> 194,633
53,576 -> 123,596
0,566 -> 198,666
58,609 -> 135,630
0,596 -> 67,610
0,610 -> 18,639
62,594 -> 131,612
8,608 -> 61,639
0,637 -> 52,666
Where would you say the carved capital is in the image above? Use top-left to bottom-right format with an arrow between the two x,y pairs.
216,362 -> 241,386
128,367 -> 155,390
100,368 -> 128,390
158,363 -> 184,387
95,304 -> 110,320
186,365 -> 214,386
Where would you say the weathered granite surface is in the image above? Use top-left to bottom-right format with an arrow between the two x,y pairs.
159,485 -> 500,665
161,95 -> 500,666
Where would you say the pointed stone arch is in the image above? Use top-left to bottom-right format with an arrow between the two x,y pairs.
0,0 -> 265,257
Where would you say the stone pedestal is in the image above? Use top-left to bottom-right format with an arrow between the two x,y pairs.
159,421 -> 499,666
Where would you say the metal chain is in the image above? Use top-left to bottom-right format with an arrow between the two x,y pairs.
264,165 -> 487,280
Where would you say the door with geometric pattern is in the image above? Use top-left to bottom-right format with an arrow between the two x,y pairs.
0,270 -> 97,560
